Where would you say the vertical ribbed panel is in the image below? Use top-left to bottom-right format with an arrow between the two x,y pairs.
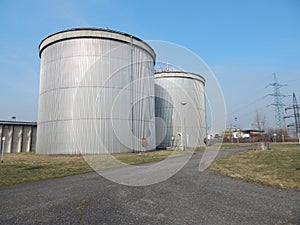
2,125 -> 13,153
155,74 -> 206,148
12,126 -> 22,153
21,126 -> 33,152
37,37 -> 155,154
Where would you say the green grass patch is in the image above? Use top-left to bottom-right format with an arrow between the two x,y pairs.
0,150 -> 188,186
209,143 -> 300,190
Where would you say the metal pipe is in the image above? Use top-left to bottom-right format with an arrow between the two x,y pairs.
1,137 -> 5,163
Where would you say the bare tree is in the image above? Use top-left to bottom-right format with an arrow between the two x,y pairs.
252,110 -> 267,131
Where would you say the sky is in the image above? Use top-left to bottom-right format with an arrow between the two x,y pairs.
0,0 -> 299,132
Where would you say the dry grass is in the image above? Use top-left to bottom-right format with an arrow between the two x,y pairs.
210,143 -> 300,190
0,153 -> 93,186
115,150 -> 188,164
196,142 -> 252,151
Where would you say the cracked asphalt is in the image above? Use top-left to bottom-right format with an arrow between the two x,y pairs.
0,147 -> 299,225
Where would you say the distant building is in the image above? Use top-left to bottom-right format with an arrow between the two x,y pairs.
0,121 -> 37,153
241,129 -> 265,141
223,127 -> 266,142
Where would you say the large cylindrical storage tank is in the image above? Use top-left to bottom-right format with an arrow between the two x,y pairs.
154,71 -> 206,149
37,28 -> 156,154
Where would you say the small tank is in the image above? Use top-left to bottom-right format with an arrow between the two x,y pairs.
154,71 -> 206,149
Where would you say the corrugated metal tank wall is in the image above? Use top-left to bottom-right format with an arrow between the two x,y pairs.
37,28 -> 156,154
0,123 -> 37,153
154,71 -> 206,149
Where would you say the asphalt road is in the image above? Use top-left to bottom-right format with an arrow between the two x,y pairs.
0,147 -> 299,225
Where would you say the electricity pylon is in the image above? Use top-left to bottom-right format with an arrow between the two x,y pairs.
284,93 -> 300,137
266,73 -> 287,130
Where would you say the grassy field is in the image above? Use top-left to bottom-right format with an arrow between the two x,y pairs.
115,150 -> 187,165
0,153 -> 93,186
196,142 -> 253,151
2,143 -> 299,188
0,150 -> 187,186
209,143 -> 300,190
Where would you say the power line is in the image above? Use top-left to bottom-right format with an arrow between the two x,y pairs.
228,84 -> 269,116
266,73 -> 287,130
229,93 -> 266,115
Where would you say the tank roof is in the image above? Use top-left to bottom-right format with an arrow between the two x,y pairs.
39,27 -> 156,60
0,120 -> 37,126
154,71 -> 205,84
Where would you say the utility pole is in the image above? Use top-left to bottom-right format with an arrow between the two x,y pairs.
180,101 -> 187,150
1,136 -> 5,163
284,93 -> 300,137
266,73 -> 287,131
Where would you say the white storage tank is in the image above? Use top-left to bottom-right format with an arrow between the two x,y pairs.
37,28 -> 156,154
154,71 -> 206,149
